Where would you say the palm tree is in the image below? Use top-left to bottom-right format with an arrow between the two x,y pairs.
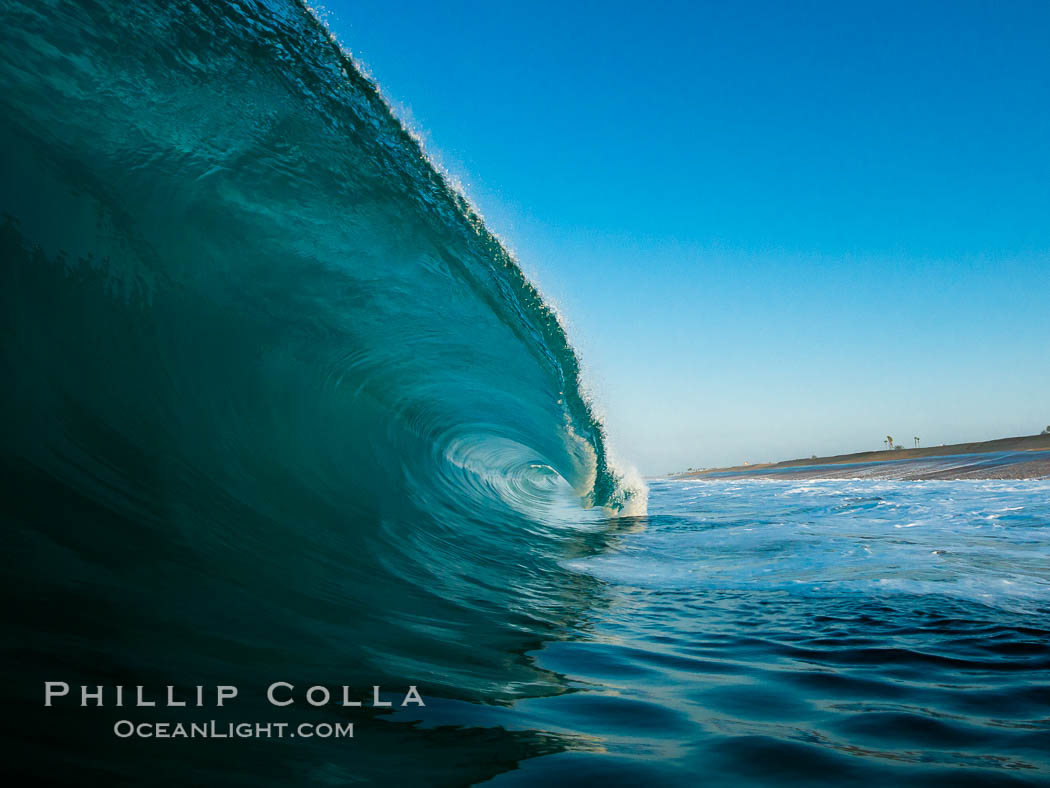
914,436 -> 920,448
885,435 -> 893,450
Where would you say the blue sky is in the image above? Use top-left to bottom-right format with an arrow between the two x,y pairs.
319,0 -> 1050,473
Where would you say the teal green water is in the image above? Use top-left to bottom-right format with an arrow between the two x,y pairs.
3,2 -> 1048,786
1,0 -> 639,782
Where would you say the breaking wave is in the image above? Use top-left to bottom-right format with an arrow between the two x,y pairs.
0,0 -> 644,781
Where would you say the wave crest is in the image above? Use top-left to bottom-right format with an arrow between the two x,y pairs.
0,0 -> 644,712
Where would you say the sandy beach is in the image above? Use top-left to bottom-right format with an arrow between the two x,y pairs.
679,434 -> 1050,480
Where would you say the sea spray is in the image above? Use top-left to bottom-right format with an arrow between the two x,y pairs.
0,0 -> 642,782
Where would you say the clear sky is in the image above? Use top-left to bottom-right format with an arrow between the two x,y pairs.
318,0 -> 1049,474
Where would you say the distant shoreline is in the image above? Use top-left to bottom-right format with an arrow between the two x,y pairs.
675,433 -> 1050,481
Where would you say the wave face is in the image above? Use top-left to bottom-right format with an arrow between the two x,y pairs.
0,0 -> 642,781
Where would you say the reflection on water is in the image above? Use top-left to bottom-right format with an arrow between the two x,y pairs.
488,477 -> 1050,786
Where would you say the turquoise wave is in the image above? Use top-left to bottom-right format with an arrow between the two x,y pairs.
0,0 -> 642,749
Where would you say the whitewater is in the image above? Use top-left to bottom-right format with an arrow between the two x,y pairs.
1,0 -> 643,781
2,1 -> 1048,786
485,476 -> 1050,786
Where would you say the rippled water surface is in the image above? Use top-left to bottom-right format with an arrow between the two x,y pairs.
483,478 -> 1050,786
3,1 -> 1048,784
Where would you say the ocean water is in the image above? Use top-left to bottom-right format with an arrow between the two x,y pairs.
2,1 -> 1048,785
483,476 -> 1050,786
2,0 -> 640,782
